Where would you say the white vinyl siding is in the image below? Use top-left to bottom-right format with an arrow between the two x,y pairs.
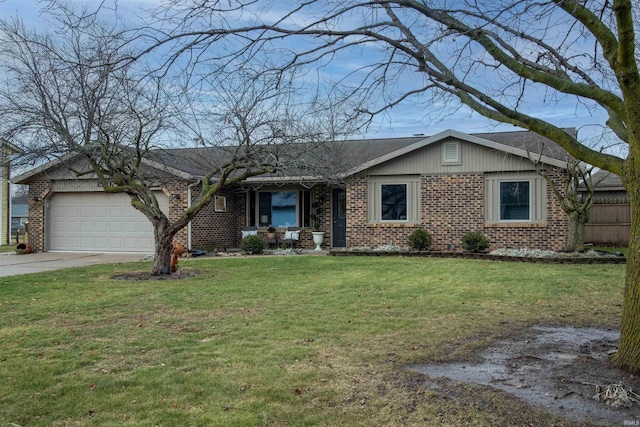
367,176 -> 420,223
442,141 -> 461,164
485,172 -> 547,223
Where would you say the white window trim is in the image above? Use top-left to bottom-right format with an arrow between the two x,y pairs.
380,182 -> 409,223
498,179 -> 533,223
214,195 -> 227,212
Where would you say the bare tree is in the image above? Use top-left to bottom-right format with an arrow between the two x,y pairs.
534,159 -> 604,252
0,4 -> 338,275
143,0 -> 640,371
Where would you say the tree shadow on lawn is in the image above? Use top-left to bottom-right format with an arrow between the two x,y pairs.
409,326 -> 640,426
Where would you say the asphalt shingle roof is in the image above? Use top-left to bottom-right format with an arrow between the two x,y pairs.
153,129 -> 570,179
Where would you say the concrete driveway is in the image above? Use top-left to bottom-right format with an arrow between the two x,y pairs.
0,251 -> 148,277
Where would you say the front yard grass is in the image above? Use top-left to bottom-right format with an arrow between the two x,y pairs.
0,256 -> 625,426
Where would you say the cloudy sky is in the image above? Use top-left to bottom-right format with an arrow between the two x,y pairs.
0,0 -> 615,146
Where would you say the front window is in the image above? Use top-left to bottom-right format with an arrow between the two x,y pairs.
381,184 -> 407,221
500,181 -> 530,221
251,190 -> 311,227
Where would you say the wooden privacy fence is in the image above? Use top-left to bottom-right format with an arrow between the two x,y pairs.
585,202 -> 630,245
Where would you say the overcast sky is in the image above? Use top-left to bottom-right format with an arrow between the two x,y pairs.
0,0 -> 615,145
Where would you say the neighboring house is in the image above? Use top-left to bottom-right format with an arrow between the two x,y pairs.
11,204 -> 28,234
1,140 -> 22,245
12,129 -> 572,253
580,170 -> 630,245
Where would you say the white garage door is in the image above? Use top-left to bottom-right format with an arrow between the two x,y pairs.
47,192 -> 169,253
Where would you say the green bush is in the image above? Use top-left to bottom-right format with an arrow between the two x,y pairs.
461,231 -> 490,252
408,229 -> 433,250
240,235 -> 265,254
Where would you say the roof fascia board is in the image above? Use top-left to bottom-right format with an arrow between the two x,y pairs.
13,153 -> 194,184
242,175 -> 322,184
1,138 -> 23,155
12,152 -> 82,184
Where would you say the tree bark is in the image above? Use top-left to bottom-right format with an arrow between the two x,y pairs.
612,177 -> 640,373
566,211 -> 587,252
151,218 -> 175,276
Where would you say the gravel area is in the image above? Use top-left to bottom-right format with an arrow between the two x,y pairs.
489,248 -> 623,258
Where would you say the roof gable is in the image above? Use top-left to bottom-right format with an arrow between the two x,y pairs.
345,129 -> 569,176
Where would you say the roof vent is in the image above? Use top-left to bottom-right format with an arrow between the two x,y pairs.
442,141 -> 460,164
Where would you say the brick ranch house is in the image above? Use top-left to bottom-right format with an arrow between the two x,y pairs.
13,129 -> 571,253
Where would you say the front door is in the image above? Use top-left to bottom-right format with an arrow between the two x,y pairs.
332,188 -> 346,247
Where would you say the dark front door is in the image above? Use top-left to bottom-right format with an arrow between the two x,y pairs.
332,188 -> 347,247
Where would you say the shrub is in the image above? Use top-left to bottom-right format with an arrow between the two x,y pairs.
408,229 -> 433,250
241,235 -> 265,254
461,231 -> 490,252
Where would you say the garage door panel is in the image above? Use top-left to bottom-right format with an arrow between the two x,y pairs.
139,222 -> 153,233
80,236 -> 96,249
124,237 -> 143,249
47,192 -> 168,253
80,206 -> 94,216
80,220 -> 94,232
110,205 -> 124,216
123,221 -> 139,232
109,237 -> 124,250
109,222 -> 123,232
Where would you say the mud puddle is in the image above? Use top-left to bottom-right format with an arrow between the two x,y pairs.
409,326 -> 640,425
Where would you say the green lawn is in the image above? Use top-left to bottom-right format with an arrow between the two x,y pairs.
0,244 -> 20,253
0,256 -> 625,426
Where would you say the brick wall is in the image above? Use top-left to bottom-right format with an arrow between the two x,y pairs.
423,174 -> 485,251
26,180 -> 52,252
163,181 -> 189,248
345,171 -> 569,251
189,186 -> 243,251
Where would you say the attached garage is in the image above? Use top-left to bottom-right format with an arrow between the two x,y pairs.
46,191 -> 169,253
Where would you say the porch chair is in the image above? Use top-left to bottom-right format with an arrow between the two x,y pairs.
281,227 -> 301,249
241,226 -> 258,239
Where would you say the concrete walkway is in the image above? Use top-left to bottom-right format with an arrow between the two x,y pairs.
0,251 -> 147,277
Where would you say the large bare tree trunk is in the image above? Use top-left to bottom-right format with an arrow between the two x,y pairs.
613,178 -> 640,373
152,218 -> 174,276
